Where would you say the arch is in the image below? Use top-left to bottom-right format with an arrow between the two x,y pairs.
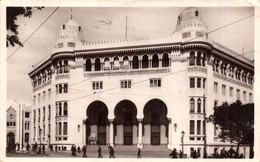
7,132 -> 15,151
189,51 -> 195,66
114,100 -> 138,145
86,58 -> 91,71
64,60 -> 69,73
143,99 -> 168,145
132,55 -> 139,69
58,61 -> 63,74
197,98 -> 201,113
162,53 -> 169,67
95,58 -> 101,71
190,98 -> 195,113
113,56 -> 120,70
152,54 -> 159,68
142,55 -> 149,68
86,101 -> 109,145
196,52 -> 201,66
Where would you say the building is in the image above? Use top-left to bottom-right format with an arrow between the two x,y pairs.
6,100 -> 32,150
28,8 -> 254,157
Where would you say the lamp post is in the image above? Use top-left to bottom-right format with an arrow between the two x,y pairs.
203,94 -> 207,158
39,128 -> 42,154
181,131 -> 185,157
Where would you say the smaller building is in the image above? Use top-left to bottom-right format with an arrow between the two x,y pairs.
6,100 -> 32,151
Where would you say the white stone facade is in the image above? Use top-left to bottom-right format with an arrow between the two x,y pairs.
28,8 -> 254,158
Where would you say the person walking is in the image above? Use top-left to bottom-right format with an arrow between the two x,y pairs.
109,145 -> 115,158
169,148 -> 177,158
179,150 -> 183,158
98,145 -> 103,158
26,143 -> 30,153
42,144 -> 45,154
137,148 -> 142,158
192,150 -> 198,158
82,145 -> 87,158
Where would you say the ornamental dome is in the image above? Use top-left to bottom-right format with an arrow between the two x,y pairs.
54,18 -> 85,51
175,8 -> 208,41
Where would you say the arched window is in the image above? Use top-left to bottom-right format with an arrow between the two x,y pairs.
63,102 -> 68,116
113,57 -> 120,70
162,53 -> 169,67
197,98 -> 201,113
64,60 -> 69,73
190,98 -> 195,113
196,52 -> 201,66
152,54 -> 159,68
59,103 -> 62,116
86,59 -> 91,71
104,57 -> 110,70
132,55 -> 139,69
123,56 -> 129,65
142,55 -> 149,68
189,52 -> 195,66
95,58 -> 101,71
195,11 -> 199,17
57,61 -> 63,74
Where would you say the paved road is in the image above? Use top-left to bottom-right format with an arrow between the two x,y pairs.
6,149 -> 171,158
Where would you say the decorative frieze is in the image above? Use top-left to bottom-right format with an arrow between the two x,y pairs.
33,80 -> 52,92
213,72 -> 253,89
188,66 -> 207,73
84,68 -> 171,77
55,74 -> 70,80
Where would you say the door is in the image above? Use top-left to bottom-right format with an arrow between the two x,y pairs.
151,125 -> 160,145
98,126 -> 106,145
7,132 -> 15,150
124,125 -> 133,145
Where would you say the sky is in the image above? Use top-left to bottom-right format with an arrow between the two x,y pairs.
6,7 -> 254,102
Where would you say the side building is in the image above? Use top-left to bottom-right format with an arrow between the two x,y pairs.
28,8 -> 254,157
6,100 -> 32,151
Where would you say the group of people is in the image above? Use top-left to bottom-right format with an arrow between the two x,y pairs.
211,147 -> 244,158
169,148 -> 183,158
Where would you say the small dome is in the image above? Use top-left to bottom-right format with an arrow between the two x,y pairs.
175,7 -> 207,32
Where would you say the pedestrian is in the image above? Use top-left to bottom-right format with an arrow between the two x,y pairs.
71,145 -> 74,156
192,150 -> 198,158
42,144 -> 45,154
55,145 -> 58,152
98,145 -> 103,158
82,145 -> 87,158
137,148 -> 142,158
179,150 -> 183,158
169,148 -> 177,158
26,143 -> 30,153
77,146 -> 81,153
109,145 -> 115,158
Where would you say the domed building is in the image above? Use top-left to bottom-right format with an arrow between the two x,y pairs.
28,8 -> 254,158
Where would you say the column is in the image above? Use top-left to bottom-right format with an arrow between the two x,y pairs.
91,63 -> 95,71
168,119 -> 172,146
82,120 -> 86,145
137,119 -> 143,148
109,119 -> 114,147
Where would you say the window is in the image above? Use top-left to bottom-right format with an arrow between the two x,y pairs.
183,32 -> 191,38
214,82 -> 218,93
197,78 -> 201,88
57,43 -> 63,48
7,122 -> 9,126
203,79 -> 206,88
243,91 -> 247,101
197,98 -> 201,113
190,98 -> 195,113
229,87 -> 233,97
214,124 -> 217,136
236,89 -> 240,99
56,84 -> 68,93
43,125 -> 45,136
190,78 -> 195,88
190,120 -> 195,134
25,112 -> 30,118
92,81 -> 103,90
197,120 -> 201,135
59,103 -> 62,116
63,122 -> 68,135
48,105 -> 51,120
58,122 -> 62,135
120,80 -> 131,89
222,85 -> 226,95
249,93 -> 253,103
196,32 -> 203,37
38,108 -> 40,122
189,52 -> 195,66
64,84 -> 68,93
150,78 -> 161,87
64,102 -> 68,116
67,42 -> 75,47
43,107 -> 45,121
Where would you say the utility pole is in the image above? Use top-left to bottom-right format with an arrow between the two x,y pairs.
203,94 -> 207,158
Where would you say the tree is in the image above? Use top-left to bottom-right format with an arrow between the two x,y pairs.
6,7 -> 43,47
209,100 -> 254,158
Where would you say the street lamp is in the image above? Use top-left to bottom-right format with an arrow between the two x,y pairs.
203,94 -> 207,158
39,128 -> 42,154
181,131 -> 185,157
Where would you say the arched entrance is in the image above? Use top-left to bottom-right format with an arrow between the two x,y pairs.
86,101 -> 109,145
114,100 -> 137,145
7,132 -> 15,151
143,99 -> 168,145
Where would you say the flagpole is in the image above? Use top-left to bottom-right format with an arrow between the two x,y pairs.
125,16 -> 128,39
